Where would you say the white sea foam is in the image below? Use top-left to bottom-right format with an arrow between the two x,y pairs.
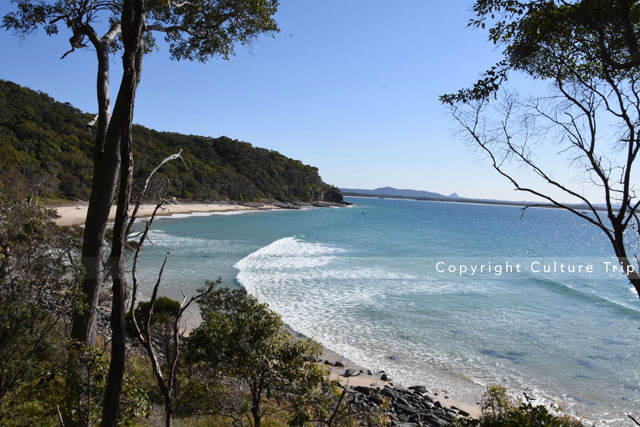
146,229 -> 244,254
233,236 -> 489,402
164,209 -> 270,219
232,236 -> 635,423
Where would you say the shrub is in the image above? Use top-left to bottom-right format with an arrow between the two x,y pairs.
457,386 -> 584,427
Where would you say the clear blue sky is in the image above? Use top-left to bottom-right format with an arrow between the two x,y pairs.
0,1 -> 609,201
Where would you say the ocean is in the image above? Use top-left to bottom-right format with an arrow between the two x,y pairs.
135,196 -> 640,426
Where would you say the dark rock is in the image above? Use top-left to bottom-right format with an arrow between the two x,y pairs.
424,414 -> 440,424
334,361 -> 345,367
381,373 -> 391,381
394,403 -> 420,415
367,369 -> 373,375
381,388 -> 399,400
354,386 -> 370,395
410,385 -> 428,393
324,360 -> 333,366
370,394 -> 383,405
344,368 -> 360,377
434,400 -> 443,408
433,408 -> 446,417
457,409 -> 470,417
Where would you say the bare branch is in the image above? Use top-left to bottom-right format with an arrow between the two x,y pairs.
125,150 -> 187,238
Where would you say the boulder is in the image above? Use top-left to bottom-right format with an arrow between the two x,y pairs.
394,403 -> 420,415
410,385 -> 428,393
381,387 -> 399,400
344,368 -> 360,377
354,385 -> 370,395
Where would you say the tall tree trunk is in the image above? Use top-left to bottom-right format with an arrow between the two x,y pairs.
64,42 -> 117,426
101,0 -> 145,425
164,399 -> 173,427
71,43 -> 115,348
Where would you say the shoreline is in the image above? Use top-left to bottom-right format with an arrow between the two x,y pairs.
285,326 -> 483,420
52,200 -> 301,226
52,199 -> 349,226
60,198 -> 483,420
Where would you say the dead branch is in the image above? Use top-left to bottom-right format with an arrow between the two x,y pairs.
125,149 -> 187,239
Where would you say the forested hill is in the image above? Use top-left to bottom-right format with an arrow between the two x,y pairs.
0,80 -> 343,203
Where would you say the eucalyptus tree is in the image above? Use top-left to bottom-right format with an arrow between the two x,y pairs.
4,1 -> 278,424
3,0 -> 279,348
441,0 -> 640,298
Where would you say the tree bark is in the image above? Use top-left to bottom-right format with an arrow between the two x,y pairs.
164,399 -> 173,427
71,42 -> 115,348
64,39 -> 118,427
611,227 -> 640,296
100,0 -> 146,425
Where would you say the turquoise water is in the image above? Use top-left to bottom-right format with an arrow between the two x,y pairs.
136,197 -> 640,425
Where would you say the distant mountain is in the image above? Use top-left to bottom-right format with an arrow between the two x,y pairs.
341,186 -> 616,212
340,186 -> 452,199
0,80 -> 342,203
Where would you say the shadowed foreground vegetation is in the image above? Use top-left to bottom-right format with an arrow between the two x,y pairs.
0,195 -> 380,426
0,80 -> 342,203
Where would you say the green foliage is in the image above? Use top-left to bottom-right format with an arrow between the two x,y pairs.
128,295 -> 181,332
126,295 -> 181,383
0,194 -> 151,425
3,0 -> 280,64
457,386 -> 584,427
64,343 -> 152,426
146,0 -> 280,62
441,0 -> 640,104
0,193 -> 79,406
182,283 -> 333,426
0,79 -> 343,203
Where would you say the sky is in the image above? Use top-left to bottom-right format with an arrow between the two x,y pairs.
0,1 -> 628,202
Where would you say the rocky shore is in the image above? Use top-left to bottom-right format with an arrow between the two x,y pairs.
347,382 -> 465,426
319,355 -> 477,427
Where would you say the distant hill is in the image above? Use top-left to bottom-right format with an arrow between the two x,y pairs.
340,186 -> 451,199
341,186 -> 616,212
0,80 -> 342,203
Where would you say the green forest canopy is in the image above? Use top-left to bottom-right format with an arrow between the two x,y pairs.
0,80 -> 343,203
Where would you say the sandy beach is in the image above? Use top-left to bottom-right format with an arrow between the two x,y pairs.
52,201 -> 281,227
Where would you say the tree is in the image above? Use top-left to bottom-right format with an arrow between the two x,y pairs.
441,0 -> 640,298
184,285 -> 326,427
3,0 -> 280,349
125,197 -> 215,427
0,194 -> 80,411
4,1 -> 278,423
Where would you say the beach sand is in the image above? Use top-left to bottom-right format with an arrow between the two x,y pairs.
52,201 -> 280,226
